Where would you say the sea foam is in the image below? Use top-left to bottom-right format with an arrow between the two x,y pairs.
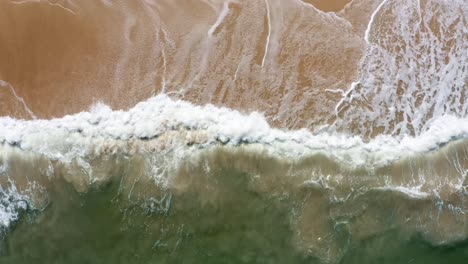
0,94 -> 467,254
1,94 -> 467,168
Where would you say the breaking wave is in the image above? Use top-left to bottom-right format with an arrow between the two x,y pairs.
1,95 -> 467,262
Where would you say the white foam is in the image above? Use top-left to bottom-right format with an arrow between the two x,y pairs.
207,1 -> 231,37
261,0 -> 271,69
1,94 -> 467,168
0,184 -> 28,233
9,0 -> 78,15
364,0 -> 390,45
0,80 -> 37,119
374,186 -> 430,199
335,0 -> 468,137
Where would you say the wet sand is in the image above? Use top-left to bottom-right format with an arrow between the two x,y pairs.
0,0 -> 371,129
303,0 -> 352,12
1,1 -> 467,263
2,0 -> 466,138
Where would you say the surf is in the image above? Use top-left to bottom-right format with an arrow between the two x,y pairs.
0,95 -> 467,262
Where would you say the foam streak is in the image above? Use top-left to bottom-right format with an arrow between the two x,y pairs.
207,1 -> 231,37
364,0 -> 390,44
261,0 -> 271,69
0,80 -> 36,119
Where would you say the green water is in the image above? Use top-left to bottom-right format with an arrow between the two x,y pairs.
342,232 -> 468,264
0,172 -> 314,264
0,170 -> 467,264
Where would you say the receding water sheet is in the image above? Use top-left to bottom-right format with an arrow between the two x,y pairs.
0,0 -> 467,263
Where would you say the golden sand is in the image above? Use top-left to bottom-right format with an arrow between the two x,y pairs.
0,0 -> 379,129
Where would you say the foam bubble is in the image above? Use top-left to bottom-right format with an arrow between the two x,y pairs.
1,94 -> 467,169
0,184 -> 29,234
335,0 -> 468,137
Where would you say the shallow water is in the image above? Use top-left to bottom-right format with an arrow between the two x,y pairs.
0,174 -> 311,264
1,0 -> 466,136
0,163 -> 467,264
0,128 -> 467,263
1,0 -> 467,263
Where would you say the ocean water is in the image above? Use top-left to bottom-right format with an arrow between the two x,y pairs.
0,96 -> 467,263
0,0 -> 467,263
2,169 -> 465,264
